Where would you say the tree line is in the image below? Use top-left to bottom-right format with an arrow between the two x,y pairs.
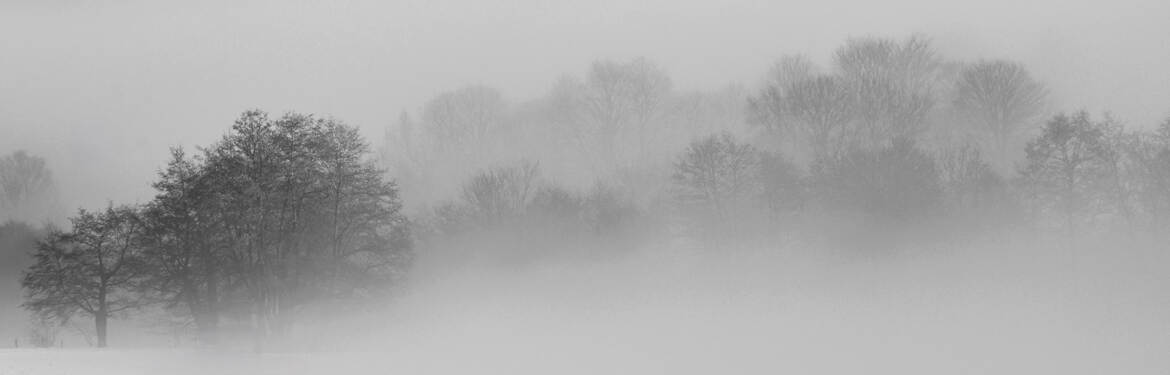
14,113 -> 412,348
4,34 -> 1170,348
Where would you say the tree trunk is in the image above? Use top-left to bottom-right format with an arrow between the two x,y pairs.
95,311 -> 108,348
202,264 -> 221,345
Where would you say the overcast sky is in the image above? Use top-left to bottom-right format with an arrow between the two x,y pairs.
2,0 -> 1168,213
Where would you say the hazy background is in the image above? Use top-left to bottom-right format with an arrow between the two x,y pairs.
2,0 -> 1168,213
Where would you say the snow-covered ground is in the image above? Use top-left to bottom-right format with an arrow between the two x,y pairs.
0,349 -> 394,375
3,240 -> 1169,375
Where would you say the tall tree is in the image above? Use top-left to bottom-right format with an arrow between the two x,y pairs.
142,110 -> 413,347
555,58 -> 673,168
22,205 -> 147,347
833,35 -> 941,147
140,148 -> 228,344
953,60 -> 1048,172
422,85 -> 508,157
1018,112 -> 1116,233
750,75 -> 857,160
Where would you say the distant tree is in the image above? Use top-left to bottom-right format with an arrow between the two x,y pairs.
1018,112 -> 1116,232
1113,116 -> 1170,229
0,151 -> 59,223
554,58 -> 673,168
1,221 -> 40,282
749,75 -> 856,160
665,85 -> 750,147
0,221 -> 41,343
766,55 -> 819,91
581,183 -> 649,240
424,162 -> 651,263
812,138 -> 942,221
758,152 -> 805,215
953,60 -> 1048,172
833,35 -> 941,147
457,161 -> 542,227
750,36 -> 942,160
935,143 -> 1006,213
747,55 -> 818,137
833,34 -> 941,90
380,112 -> 425,183
22,205 -> 147,347
422,85 -> 508,156
672,133 -> 763,220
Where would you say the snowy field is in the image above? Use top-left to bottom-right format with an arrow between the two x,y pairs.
3,242 -> 1169,375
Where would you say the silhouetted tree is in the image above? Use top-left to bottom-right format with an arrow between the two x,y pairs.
140,148 -> 228,344
22,205 -> 148,347
136,110 -> 412,347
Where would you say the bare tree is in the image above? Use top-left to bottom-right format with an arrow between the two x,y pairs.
748,55 -> 824,153
672,133 -> 762,220
568,58 -> 673,167
422,85 -> 508,156
22,205 -> 148,347
1124,116 -> 1170,228
1018,112 -> 1116,233
833,35 -> 942,147
953,60 -> 1048,172
778,75 -> 857,159
459,161 -> 542,225
833,34 -> 941,90
665,85 -> 750,148
0,151 -> 59,223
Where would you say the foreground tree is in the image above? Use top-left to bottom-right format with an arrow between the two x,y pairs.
22,206 -> 147,347
139,149 -> 228,344
138,110 -> 413,347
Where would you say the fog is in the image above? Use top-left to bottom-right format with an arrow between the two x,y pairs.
3,0 -> 1169,211
3,1 -> 1170,374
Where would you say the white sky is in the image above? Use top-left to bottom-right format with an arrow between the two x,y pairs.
2,0 -> 1168,212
